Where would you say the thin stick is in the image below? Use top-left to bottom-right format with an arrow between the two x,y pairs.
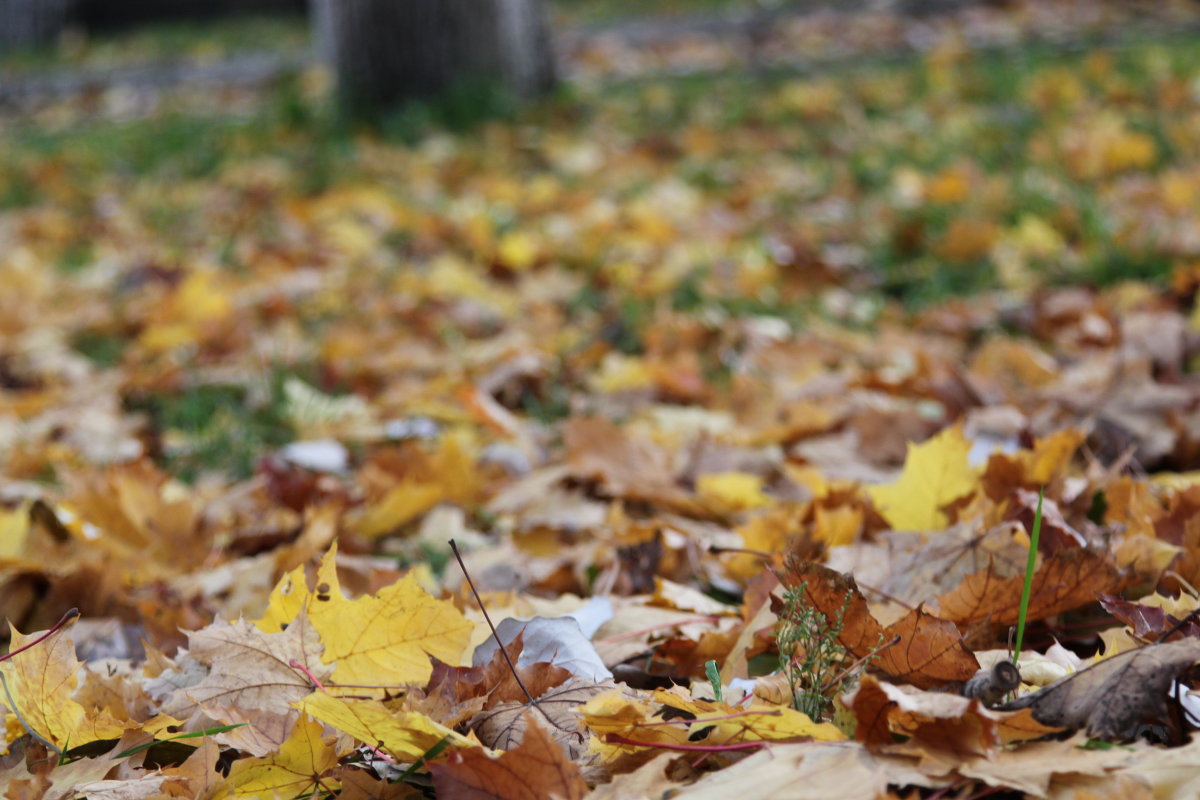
449,539 -> 536,707
821,634 -> 900,694
1156,607 -> 1200,643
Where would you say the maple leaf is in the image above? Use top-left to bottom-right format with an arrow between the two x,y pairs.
180,615 -> 329,717
257,544 -> 474,687
430,711 -> 588,800
935,547 -> 1121,627
0,623 -> 129,749
867,425 -> 977,531
296,691 -> 474,761
226,714 -> 339,800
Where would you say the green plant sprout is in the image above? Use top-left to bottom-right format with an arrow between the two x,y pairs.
705,659 -> 724,703
1013,486 -> 1045,667
776,583 -> 853,721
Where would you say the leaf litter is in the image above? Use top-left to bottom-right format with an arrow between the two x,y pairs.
6,3 -> 1200,799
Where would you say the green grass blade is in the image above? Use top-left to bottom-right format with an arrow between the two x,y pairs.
1012,486 -> 1045,667
111,723 -> 247,760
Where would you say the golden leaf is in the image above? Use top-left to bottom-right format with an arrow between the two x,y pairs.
867,426 -> 977,531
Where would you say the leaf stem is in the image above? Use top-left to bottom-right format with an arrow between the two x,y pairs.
1013,487 -> 1044,667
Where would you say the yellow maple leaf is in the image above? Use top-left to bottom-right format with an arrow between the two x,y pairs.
0,624 -> 128,749
867,426 -> 977,531
256,544 -> 474,686
226,714 -> 338,800
297,692 -> 474,761
696,472 -> 773,513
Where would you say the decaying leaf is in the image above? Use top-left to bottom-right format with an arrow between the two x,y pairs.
430,712 -> 588,800
226,714 -> 338,800
846,674 -> 1057,752
296,691 -> 475,761
1000,639 -> 1200,741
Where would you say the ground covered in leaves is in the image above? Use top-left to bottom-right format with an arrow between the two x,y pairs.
4,2 -> 1200,798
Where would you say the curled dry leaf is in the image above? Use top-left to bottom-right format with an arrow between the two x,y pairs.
1000,638 -> 1200,742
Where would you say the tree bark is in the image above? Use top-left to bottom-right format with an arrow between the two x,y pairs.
312,0 -> 556,115
0,0 -> 74,52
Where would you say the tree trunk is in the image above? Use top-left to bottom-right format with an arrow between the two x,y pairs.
0,0 -> 74,52
312,0 -> 556,116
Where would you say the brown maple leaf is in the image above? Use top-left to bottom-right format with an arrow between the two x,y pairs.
431,711 -> 588,800
935,547 -> 1121,628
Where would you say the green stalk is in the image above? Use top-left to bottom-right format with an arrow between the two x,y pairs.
1012,486 -> 1044,666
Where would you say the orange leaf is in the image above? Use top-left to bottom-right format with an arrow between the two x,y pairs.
935,547 -> 1121,627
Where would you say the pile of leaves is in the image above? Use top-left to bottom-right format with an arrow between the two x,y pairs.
4,4 -> 1200,799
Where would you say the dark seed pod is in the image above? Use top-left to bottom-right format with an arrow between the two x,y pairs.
963,660 -> 1021,707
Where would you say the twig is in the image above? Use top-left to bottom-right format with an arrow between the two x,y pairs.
1155,607 -> 1200,643
821,634 -> 900,695
449,538 -> 564,735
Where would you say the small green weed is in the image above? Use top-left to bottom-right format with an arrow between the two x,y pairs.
776,582 -> 853,721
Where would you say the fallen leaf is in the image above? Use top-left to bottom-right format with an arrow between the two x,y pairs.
1000,638 -> 1200,741
296,691 -> 474,761
867,426 -> 977,531
470,677 -> 607,756
257,544 -> 474,687
935,547 -> 1121,627
0,622 -> 129,749
782,561 -> 979,689
226,714 -> 338,800
430,711 -> 587,800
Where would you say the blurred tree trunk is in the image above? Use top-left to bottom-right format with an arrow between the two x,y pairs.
312,0 -> 556,116
0,0 -> 74,52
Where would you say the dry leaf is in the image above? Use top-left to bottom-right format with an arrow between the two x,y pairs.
431,712 -> 587,800
935,547 -> 1121,627
1001,639 -> 1200,741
